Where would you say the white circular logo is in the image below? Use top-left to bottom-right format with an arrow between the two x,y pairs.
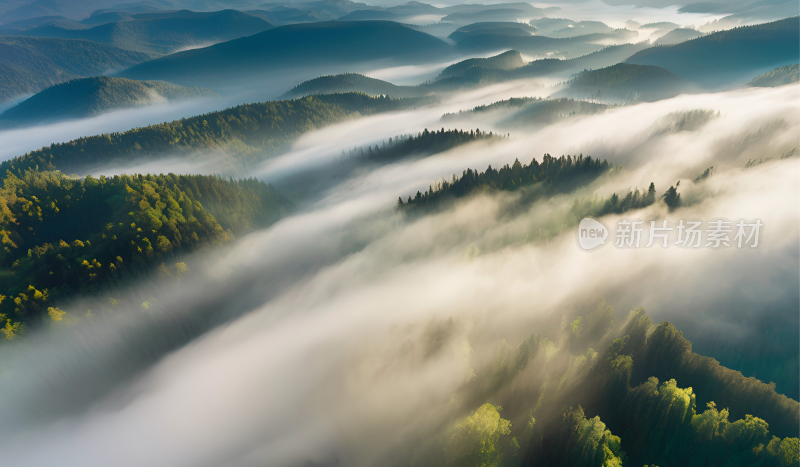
577,218 -> 609,251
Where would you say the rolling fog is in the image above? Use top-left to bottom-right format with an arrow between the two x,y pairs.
0,75 -> 797,466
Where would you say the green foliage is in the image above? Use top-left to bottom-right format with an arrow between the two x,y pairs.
559,406 -> 626,467
0,93 -> 426,176
400,153 -> 610,211
445,403 -> 519,467
748,64 -> 799,87
343,128 -> 502,164
0,169 -> 290,326
423,302 -> 799,467
633,322 -> 799,440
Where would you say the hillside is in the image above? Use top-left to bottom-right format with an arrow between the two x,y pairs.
335,9 -> 398,21
748,63 -> 799,87
529,18 -> 611,35
436,49 -> 526,80
18,9 -> 275,55
0,76 -> 219,126
447,21 -> 537,42
118,21 -> 450,87
0,93 -> 432,176
0,36 -> 152,103
281,73 -> 428,99
452,28 -> 637,58
653,27 -> 705,45
441,3 -> 553,23
529,18 -> 613,38
502,98 -> 610,127
0,170 -> 292,327
556,63 -> 691,102
428,44 -> 649,93
627,17 -> 800,87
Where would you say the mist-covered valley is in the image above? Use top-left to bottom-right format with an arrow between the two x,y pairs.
0,1 -> 798,466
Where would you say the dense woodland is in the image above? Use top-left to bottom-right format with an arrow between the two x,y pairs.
0,169 -> 291,335
397,304 -> 799,467
398,154 -> 612,210
1,93 -> 432,175
0,36 -> 152,102
341,128 -> 502,162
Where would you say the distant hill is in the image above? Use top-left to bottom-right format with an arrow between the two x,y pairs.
1,93 -> 432,176
335,9 -> 397,21
452,28 -> 637,57
503,97 -> 609,126
0,15 -> 74,33
281,73 -> 428,98
529,18 -> 611,36
441,3 -> 554,23
440,42 -> 650,84
14,9 -> 274,55
653,28 -> 705,45
448,22 -> 537,42
556,63 -> 691,102
0,76 -> 219,126
748,64 -> 799,87
0,36 -> 152,103
118,21 -> 450,87
627,17 -> 800,88
436,49 -> 525,79
528,18 -> 613,38
639,21 -> 680,31
442,96 -> 609,128
0,0 -> 110,23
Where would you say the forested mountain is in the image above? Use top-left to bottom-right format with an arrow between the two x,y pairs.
502,98 -> 609,127
528,18 -> 613,38
14,9 -> 274,55
398,153 -> 611,211
0,76 -> 219,126
452,28 -> 637,57
392,302 -> 799,466
436,50 -> 526,80
1,93 -> 431,176
447,22 -> 537,42
278,128 -> 502,201
748,64 -> 799,87
442,96 -> 542,120
442,97 -> 610,128
118,21 -> 450,87
335,9 -> 398,21
342,128 -> 502,163
0,15 -> 73,33
0,169 -> 291,335
281,73 -> 429,99
440,3 -> 556,24
653,27 -> 705,45
0,36 -> 151,103
627,17 -> 800,87
555,63 -> 691,103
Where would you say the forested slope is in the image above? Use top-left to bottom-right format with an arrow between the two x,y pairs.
0,170 -> 291,335
626,17 -> 800,87
0,36 -> 152,102
1,93 -> 431,176
0,76 -> 219,125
